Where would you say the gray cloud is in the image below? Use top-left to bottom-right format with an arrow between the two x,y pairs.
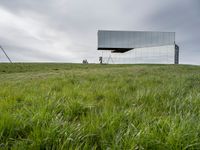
0,0 -> 199,64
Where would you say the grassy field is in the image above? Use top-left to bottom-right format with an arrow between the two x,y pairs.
0,63 -> 200,149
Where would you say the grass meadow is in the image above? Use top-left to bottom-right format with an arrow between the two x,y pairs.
0,63 -> 200,149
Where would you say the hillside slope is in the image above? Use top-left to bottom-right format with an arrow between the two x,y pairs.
0,64 -> 200,149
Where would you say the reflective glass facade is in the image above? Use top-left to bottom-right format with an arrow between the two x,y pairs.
98,30 -> 175,50
97,30 -> 178,64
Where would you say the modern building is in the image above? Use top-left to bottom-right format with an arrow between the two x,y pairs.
97,30 -> 179,64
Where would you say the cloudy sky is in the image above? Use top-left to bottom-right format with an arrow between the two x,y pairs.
0,0 -> 199,64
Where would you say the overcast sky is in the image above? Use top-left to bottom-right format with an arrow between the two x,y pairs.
0,0 -> 199,64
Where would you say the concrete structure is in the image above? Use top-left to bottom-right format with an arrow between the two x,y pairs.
98,30 -> 179,64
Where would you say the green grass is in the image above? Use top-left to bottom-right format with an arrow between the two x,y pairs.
0,63 -> 200,149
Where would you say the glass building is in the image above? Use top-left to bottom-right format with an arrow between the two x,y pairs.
97,30 -> 179,64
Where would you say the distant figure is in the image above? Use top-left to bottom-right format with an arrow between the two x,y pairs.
82,59 -> 88,64
99,56 -> 103,64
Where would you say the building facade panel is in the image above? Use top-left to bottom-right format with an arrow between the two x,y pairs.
98,30 -> 175,50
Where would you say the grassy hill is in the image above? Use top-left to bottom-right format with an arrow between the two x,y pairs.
0,63 -> 200,149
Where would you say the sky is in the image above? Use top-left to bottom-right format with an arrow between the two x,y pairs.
0,0 -> 199,64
